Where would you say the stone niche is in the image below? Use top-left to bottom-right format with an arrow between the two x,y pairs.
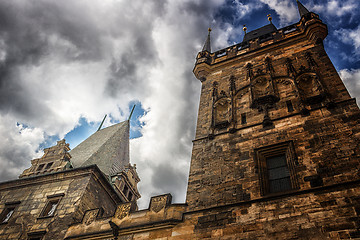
251,75 -> 279,109
296,72 -> 325,105
213,92 -> 231,128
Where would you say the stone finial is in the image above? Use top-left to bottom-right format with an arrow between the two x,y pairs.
267,14 -> 272,23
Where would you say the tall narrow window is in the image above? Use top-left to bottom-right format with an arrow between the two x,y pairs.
286,100 -> 294,112
241,113 -> 247,124
255,141 -> 299,195
123,185 -> 129,196
266,155 -> 292,193
128,191 -> 133,201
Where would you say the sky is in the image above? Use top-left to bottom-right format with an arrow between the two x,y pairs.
0,0 -> 359,209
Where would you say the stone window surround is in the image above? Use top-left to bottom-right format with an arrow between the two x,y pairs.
38,193 -> 64,219
0,201 -> 21,224
255,141 -> 299,196
27,230 -> 46,240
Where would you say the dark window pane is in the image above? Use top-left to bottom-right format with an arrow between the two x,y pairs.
37,164 -> 45,171
241,113 -> 247,124
268,167 -> 290,180
45,162 -> 53,169
286,100 -> 294,112
269,177 -> 292,193
266,155 -> 287,169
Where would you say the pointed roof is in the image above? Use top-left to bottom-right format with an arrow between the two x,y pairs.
70,120 -> 130,176
242,23 -> 277,42
297,0 -> 310,17
202,28 -> 212,52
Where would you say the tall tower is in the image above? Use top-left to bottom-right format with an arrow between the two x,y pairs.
188,0 -> 360,222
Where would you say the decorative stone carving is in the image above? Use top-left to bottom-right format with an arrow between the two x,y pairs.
114,202 -> 132,220
214,97 -> 231,128
253,77 -> 271,98
150,194 -> 172,213
251,75 -> 279,109
246,63 -> 254,79
229,76 -> 236,94
285,58 -> 297,76
83,209 -> 100,225
265,57 -> 275,76
305,51 -> 317,67
296,73 -> 324,104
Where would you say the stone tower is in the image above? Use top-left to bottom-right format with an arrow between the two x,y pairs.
186,0 -> 360,236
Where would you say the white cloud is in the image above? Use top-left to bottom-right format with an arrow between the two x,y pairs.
335,25 -> 360,50
312,0 -> 358,17
339,68 -> 360,105
259,0 -> 298,25
0,115 -> 44,180
0,0 -> 225,209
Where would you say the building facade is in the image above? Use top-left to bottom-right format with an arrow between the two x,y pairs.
1,1 -> 360,239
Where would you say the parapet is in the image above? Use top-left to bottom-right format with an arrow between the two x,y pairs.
64,194 -> 187,239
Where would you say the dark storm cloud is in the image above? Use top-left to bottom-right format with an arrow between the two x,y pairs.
105,32 -> 159,98
0,0 -> 106,121
151,163 -> 188,201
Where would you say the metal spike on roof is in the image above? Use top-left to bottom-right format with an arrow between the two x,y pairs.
296,0 -> 310,17
202,28 -> 212,53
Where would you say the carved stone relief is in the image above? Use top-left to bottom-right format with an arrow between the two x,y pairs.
251,75 -> 279,109
296,73 -> 324,103
214,98 -> 231,128
83,209 -> 100,225
114,203 -> 132,220
150,195 -> 168,213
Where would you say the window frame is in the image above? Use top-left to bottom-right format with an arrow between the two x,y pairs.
0,201 -> 21,224
255,141 -> 299,196
27,230 -> 46,240
38,193 -> 64,219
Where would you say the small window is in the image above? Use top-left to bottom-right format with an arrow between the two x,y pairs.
45,162 -> 53,170
286,100 -> 294,112
37,164 -> 45,171
255,141 -> 299,195
123,184 -> 129,196
0,207 -> 15,223
0,201 -> 20,224
266,155 -> 292,193
241,113 -> 247,124
40,194 -> 63,218
128,191 -> 133,201
27,230 -> 46,240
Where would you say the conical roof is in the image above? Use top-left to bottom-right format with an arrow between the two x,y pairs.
202,28 -> 212,52
297,0 -> 310,17
70,120 -> 129,176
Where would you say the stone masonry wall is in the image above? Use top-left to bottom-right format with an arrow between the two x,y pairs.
0,167 -> 119,240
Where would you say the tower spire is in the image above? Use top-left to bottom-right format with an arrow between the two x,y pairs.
202,28 -> 212,53
296,0 -> 310,17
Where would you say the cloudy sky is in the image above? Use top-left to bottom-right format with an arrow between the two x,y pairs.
0,0 -> 359,209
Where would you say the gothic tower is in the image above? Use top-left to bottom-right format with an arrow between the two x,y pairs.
187,0 -> 360,236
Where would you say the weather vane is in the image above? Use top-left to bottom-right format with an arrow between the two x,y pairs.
243,24 -> 247,33
267,14 -> 272,23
